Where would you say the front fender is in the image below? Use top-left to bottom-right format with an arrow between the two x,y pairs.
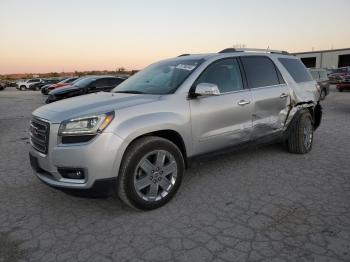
116,112 -> 189,142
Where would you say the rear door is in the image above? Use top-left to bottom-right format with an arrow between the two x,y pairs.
190,58 -> 253,155
240,56 -> 290,139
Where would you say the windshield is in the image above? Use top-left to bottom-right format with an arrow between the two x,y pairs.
73,78 -> 96,87
112,58 -> 204,94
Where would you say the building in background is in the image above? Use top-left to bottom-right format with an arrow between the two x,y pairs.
293,48 -> 350,69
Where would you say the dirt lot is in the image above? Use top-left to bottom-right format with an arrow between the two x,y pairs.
0,87 -> 349,262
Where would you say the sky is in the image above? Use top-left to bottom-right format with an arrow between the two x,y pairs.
0,0 -> 349,74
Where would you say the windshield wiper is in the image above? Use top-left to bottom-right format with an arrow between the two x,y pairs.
114,90 -> 145,94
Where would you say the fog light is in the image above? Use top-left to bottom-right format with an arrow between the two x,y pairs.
58,168 -> 85,180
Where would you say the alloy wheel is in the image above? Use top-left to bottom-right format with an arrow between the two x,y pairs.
133,150 -> 177,202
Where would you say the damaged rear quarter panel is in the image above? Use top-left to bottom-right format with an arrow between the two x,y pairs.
272,57 -> 319,129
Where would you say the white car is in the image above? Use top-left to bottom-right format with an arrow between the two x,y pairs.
16,78 -> 42,91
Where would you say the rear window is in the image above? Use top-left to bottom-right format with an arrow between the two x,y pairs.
241,56 -> 281,88
279,58 -> 312,83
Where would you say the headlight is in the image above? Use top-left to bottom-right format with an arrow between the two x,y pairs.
58,112 -> 114,136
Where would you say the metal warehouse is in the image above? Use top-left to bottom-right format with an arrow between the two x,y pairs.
293,48 -> 350,69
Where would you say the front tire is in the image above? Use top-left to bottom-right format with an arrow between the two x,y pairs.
287,111 -> 314,154
118,136 -> 185,210
20,85 -> 26,91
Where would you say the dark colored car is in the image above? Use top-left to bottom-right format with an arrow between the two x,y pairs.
309,69 -> 330,100
41,77 -> 79,95
46,76 -> 126,103
336,75 -> 350,92
29,78 -> 62,91
0,81 -> 6,90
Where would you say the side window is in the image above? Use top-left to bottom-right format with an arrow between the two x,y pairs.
109,78 -> 124,86
241,56 -> 280,88
196,59 -> 243,93
278,58 -> 313,83
94,78 -> 109,89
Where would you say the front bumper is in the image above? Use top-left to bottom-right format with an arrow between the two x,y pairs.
30,153 -> 118,195
29,127 -> 126,191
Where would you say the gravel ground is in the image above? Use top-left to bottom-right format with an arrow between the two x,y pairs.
0,87 -> 349,262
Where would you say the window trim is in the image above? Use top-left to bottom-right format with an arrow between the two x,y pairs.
189,57 -> 247,96
239,55 -> 285,89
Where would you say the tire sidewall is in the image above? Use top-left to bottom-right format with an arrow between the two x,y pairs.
299,112 -> 313,153
121,138 -> 184,210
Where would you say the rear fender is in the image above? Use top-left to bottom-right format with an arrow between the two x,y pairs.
284,102 -> 321,130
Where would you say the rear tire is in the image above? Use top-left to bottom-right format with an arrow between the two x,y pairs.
320,89 -> 326,100
118,136 -> 184,210
338,88 -> 343,92
287,111 -> 313,154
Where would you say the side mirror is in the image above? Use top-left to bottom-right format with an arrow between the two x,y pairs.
194,83 -> 220,96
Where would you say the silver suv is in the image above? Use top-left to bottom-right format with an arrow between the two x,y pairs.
29,48 -> 322,210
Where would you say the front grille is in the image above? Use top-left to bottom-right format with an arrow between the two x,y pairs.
30,117 -> 50,154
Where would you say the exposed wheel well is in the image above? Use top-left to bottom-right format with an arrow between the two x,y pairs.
306,103 -> 322,130
130,130 -> 188,168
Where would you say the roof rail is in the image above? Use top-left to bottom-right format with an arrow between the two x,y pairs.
219,48 -> 289,55
178,54 -> 190,57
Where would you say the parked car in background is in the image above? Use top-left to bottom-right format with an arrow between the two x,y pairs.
16,79 -> 42,91
336,75 -> 350,92
0,81 -> 6,90
0,80 -> 17,88
46,76 -> 125,103
309,68 -> 329,100
29,78 -> 62,91
41,77 -> 78,95
30,49 -> 322,210
328,67 -> 350,84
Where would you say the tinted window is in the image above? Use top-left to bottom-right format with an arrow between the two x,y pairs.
94,78 -> 109,88
279,58 -> 313,83
196,58 -> 243,93
109,78 -> 124,86
241,56 -> 280,88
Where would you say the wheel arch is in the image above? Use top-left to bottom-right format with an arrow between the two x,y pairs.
285,101 -> 322,131
124,129 -> 188,168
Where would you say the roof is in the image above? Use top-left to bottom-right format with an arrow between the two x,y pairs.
293,48 -> 350,55
174,48 -> 293,61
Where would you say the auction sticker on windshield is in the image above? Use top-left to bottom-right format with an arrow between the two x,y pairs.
176,64 -> 196,71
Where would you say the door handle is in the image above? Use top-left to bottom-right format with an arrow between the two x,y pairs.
280,93 -> 288,99
238,100 -> 251,106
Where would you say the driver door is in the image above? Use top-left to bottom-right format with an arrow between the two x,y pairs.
190,58 -> 253,155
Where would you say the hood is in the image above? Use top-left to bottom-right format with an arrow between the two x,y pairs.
33,92 -> 161,123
